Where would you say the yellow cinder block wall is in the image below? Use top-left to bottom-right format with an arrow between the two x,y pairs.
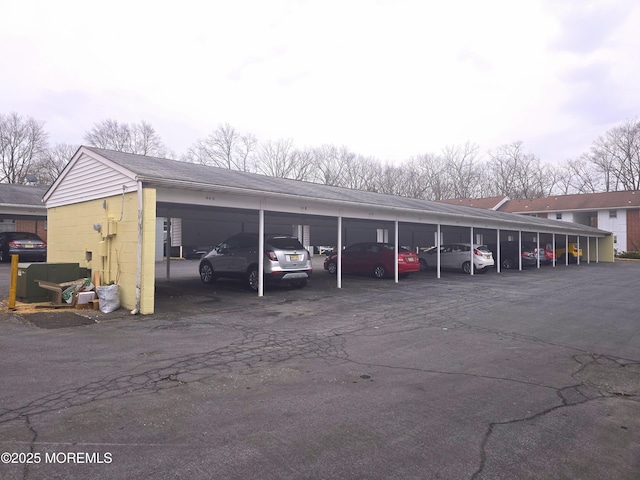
47,188 -> 157,314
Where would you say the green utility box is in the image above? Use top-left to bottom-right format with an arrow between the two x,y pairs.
16,263 -> 89,303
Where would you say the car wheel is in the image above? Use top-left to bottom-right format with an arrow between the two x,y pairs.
199,262 -> 216,284
462,261 -> 472,274
246,267 -> 259,291
419,258 -> 428,271
326,261 -> 337,275
290,279 -> 307,289
373,264 -> 387,279
502,258 -> 515,269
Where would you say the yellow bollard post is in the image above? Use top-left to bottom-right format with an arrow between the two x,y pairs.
8,254 -> 19,310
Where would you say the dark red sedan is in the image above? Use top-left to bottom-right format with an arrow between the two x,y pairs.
323,242 -> 420,279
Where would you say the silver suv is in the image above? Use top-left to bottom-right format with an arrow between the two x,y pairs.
199,233 -> 312,290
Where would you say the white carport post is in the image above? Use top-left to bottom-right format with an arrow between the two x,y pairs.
536,232 -> 540,269
565,236 -> 569,266
518,230 -> 523,271
337,216 -> 343,289
596,237 -> 599,263
587,237 -> 590,264
258,207 -> 265,297
552,233 -> 556,267
394,220 -> 399,283
577,236 -> 581,265
469,227 -> 474,276
436,224 -> 441,279
496,229 -> 501,273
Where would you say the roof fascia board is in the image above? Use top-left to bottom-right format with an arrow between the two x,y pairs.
0,205 -> 47,215
512,205 -> 639,214
147,178 -> 610,237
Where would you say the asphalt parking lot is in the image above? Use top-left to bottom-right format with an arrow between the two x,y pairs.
1,259 -> 639,479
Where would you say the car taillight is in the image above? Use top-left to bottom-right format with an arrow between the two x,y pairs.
473,248 -> 481,256
397,255 -> 405,262
8,241 -> 17,247
266,251 -> 278,261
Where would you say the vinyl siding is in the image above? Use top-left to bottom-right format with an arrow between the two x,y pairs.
45,153 -> 137,208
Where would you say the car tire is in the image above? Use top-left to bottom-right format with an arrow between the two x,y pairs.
199,262 -> 216,284
462,261 -> 472,274
246,267 -> 259,291
326,261 -> 337,275
419,258 -> 428,271
373,264 -> 387,279
290,279 -> 307,289
502,258 -> 515,269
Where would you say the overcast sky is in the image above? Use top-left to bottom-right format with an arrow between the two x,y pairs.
1,0 -> 638,165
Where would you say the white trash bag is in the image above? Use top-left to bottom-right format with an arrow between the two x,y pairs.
96,284 -> 120,313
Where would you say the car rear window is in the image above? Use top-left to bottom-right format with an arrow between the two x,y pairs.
382,244 -> 411,252
10,232 -> 42,241
268,237 -> 304,250
476,245 -> 492,253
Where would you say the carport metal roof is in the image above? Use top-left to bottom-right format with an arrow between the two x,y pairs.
45,147 -> 610,237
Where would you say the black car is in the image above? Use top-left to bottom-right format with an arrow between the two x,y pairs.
0,232 -> 47,262
487,241 -> 543,270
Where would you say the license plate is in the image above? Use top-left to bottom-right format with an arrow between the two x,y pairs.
406,257 -> 414,262
289,254 -> 299,261
25,244 -> 34,248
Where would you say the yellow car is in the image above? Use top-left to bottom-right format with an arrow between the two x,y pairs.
555,243 -> 583,263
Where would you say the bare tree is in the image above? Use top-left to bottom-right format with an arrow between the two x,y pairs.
84,119 -> 169,157
0,112 -> 49,184
30,143 -> 78,184
255,139 -> 314,180
310,144 -> 355,186
342,155 -> 383,192
587,119 -> 640,191
486,141 -> 550,199
442,142 -> 482,199
557,157 -> 603,194
185,123 -> 256,171
407,153 -> 453,200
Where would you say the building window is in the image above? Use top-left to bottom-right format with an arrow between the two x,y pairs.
556,213 -> 562,220
609,210 -> 617,218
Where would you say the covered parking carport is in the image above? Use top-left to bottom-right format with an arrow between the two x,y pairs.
43,147 -> 614,314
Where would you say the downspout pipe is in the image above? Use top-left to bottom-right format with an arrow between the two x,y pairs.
131,180 -> 143,315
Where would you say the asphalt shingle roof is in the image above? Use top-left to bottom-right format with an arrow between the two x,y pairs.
0,184 -> 48,206
498,191 -> 640,212
83,147 -> 609,236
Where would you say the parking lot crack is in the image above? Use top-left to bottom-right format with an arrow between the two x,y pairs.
0,326 -> 350,426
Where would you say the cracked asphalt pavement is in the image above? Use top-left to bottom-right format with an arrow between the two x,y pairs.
1,259 -> 639,479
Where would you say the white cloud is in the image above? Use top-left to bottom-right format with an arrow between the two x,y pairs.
1,0 -> 639,164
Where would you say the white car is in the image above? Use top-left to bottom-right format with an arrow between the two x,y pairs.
419,243 -> 494,274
